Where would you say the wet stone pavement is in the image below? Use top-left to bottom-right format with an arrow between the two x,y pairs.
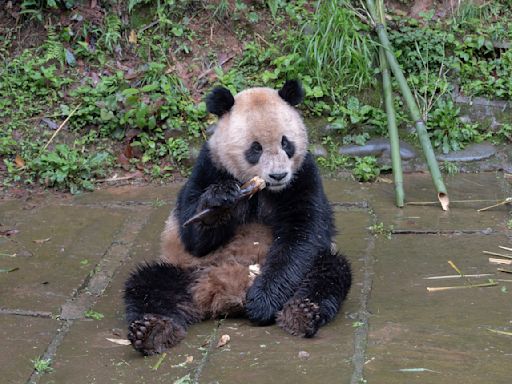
1,173 -> 511,384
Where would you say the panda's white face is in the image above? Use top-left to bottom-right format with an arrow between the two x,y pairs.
208,86 -> 308,192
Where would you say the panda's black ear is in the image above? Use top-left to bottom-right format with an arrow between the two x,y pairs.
206,87 -> 235,117
278,80 -> 304,106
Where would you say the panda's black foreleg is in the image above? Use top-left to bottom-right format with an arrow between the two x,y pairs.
124,262 -> 201,355
276,251 -> 352,338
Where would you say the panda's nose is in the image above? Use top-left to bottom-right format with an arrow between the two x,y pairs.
269,172 -> 287,181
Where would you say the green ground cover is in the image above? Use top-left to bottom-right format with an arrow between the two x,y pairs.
1,0 -> 511,192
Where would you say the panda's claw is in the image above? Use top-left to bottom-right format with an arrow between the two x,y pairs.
276,298 -> 321,338
128,314 -> 186,356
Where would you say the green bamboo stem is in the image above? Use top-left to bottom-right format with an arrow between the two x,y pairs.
366,0 -> 449,210
379,46 -> 404,207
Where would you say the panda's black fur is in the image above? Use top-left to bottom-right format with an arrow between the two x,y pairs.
124,81 -> 352,355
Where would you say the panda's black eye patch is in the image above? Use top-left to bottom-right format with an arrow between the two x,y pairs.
281,136 -> 295,158
245,141 -> 263,165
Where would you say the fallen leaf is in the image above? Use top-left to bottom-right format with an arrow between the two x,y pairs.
129,30 -> 137,44
0,229 -> 19,237
0,267 -> 19,273
216,334 -> 230,348
15,155 -> 25,168
33,238 -> 51,244
185,355 -> 193,364
106,338 -> 131,346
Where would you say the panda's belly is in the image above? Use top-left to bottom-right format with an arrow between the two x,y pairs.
160,211 -> 272,268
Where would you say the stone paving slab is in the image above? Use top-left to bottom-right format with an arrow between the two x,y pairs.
366,234 -> 512,384
39,318 -> 218,384
1,173 -> 511,384
0,205 -> 127,312
40,208 -> 369,384
73,184 -> 182,205
1,315 -> 58,384
201,211 -> 370,384
369,173 -> 510,232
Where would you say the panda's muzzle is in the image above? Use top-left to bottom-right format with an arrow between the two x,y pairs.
269,172 -> 288,181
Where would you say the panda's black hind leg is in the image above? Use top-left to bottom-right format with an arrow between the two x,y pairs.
276,251 -> 351,338
124,262 -> 201,355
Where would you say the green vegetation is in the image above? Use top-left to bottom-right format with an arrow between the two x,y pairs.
368,222 -> 394,239
84,309 -> 104,320
1,1 -> 512,194
352,156 -> 381,182
32,357 -> 53,374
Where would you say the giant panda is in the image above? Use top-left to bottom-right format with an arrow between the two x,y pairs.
124,80 -> 352,356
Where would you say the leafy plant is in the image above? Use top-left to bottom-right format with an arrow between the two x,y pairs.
101,14 -> 122,53
441,161 -> 460,175
32,357 -> 53,374
20,0 -> 76,21
317,136 -> 349,172
352,156 -> 381,182
368,222 -> 394,239
329,96 -> 387,134
28,145 -> 110,194
426,99 -> 482,154
84,309 -> 104,320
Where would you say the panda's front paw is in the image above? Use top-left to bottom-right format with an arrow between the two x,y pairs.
245,282 -> 278,325
199,180 -> 240,210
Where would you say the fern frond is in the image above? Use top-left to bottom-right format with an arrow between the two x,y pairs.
43,25 -> 64,65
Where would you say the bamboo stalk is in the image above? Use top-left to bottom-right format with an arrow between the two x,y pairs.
379,46 -> 404,207
367,0 -> 449,210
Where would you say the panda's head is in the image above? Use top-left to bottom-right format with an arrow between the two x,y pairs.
206,80 -> 307,192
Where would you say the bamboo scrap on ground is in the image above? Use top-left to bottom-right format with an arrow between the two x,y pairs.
477,197 -> 512,212
424,274 -> 494,280
489,257 -> 512,265
427,281 -> 498,292
487,329 -> 512,336
483,251 -> 512,259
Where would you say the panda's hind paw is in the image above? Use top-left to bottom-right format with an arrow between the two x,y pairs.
276,298 -> 321,338
128,314 -> 186,356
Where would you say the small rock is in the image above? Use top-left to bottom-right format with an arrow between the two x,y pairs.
339,138 -> 417,160
437,142 -> 496,162
298,351 -> 310,360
